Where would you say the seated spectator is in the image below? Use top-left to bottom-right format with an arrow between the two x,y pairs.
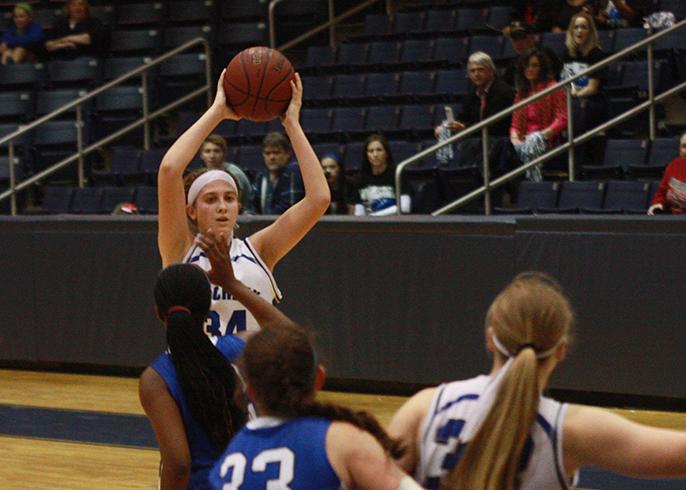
320,152 -> 350,215
350,134 -> 397,216
436,52 -> 515,139
252,132 -> 304,215
511,48 -> 568,181
648,131 -> 686,215
503,21 -> 562,87
553,0 -> 591,32
589,0 -> 649,28
510,0 -> 561,33
45,0 -> 107,61
0,3 -> 44,65
199,134 -> 254,213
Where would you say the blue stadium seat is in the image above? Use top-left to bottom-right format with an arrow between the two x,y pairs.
47,57 -> 101,88
163,25 -> 214,51
423,9 -> 456,34
95,86 -> 142,114
660,0 -> 686,19
159,53 -> 207,78
435,69 -> 469,100
365,41 -> 401,69
0,156 -> 23,182
167,0 -> 215,24
304,45 -> 337,72
109,145 -> 143,184
101,186 -> 136,214
362,14 -> 392,39
469,35 -> 503,60
110,29 -> 161,56
398,71 -> 436,101
341,141 -> 364,175
336,43 -> 369,70
300,108 -> 332,136
134,186 -> 158,214
540,32 -> 567,59
42,186 -> 74,214
331,108 -> 366,140
103,57 -> 154,84
313,143 -> 342,159
29,8 -> 61,32
402,166 -> 441,213
513,181 -> 560,213
71,187 -> 104,214
331,74 -> 365,104
301,75 -> 332,104
389,140 -> 420,165
598,30 -> 615,53
140,148 -> 167,182
235,145 -> 264,173
602,180 -> 650,213
363,72 -> 400,103
217,22 -> 268,50
36,89 -> 88,119
487,6 -> 512,31
582,138 -> 647,180
221,2 -> 267,21
455,8 -> 486,32
539,181 -> 604,213
115,3 -> 165,27
365,106 -> 399,134
0,91 -> 34,122
398,105 -> 435,138
0,63 -> 45,89
433,37 -> 469,66
437,166 -> 481,212
399,39 -> 435,69
393,11 -> 424,37
613,28 -> 646,54
234,120 -> 267,142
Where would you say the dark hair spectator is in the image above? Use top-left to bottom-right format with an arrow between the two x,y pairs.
510,0 -> 561,33
648,131 -> 686,215
510,48 -> 568,181
553,0 -> 591,32
503,21 -> 562,87
0,3 -> 44,64
350,134 -> 398,215
320,152 -> 349,215
588,0 -> 650,29
251,131 -> 305,214
44,0 -> 107,60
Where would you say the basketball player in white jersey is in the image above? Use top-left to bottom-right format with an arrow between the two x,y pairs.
388,272 -> 686,489
157,70 -> 329,335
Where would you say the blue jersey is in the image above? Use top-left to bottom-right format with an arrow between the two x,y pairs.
151,335 -> 246,490
209,416 -> 341,490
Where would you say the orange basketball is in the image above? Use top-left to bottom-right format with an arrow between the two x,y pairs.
223,46 -> 295,122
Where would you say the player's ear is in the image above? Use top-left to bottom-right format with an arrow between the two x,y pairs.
186,203 -> 197,221
314,364 -> 326,392
485,326 -> 496,354
154,305 -> 164,323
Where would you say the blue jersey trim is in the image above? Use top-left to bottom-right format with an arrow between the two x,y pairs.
437,393 -> 480,415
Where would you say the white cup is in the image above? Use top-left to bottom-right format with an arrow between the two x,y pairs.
400,194 -> 411,214
354,204 -> 366,216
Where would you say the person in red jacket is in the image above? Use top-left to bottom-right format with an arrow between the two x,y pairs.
648,131 -> 686,215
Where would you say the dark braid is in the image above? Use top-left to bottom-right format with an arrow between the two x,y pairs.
155,264 -> 247,450
243,323 -> 405,458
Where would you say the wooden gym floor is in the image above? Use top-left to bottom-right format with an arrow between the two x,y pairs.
1,369 -> 686,489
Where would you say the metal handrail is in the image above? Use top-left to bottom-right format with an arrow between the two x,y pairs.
269,0 -> 392,52
395,18 -> 686,215
0,37 -> 212,214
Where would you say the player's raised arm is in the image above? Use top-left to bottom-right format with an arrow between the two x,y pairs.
249,73 -> 331,270
157,70 -> 240,266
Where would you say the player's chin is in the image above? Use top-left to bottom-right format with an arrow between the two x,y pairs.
214,219 -> 233,231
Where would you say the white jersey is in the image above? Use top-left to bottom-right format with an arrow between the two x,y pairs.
417,375 -> 578,490
183,237 -> 282,335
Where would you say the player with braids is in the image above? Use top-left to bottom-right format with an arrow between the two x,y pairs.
209,323 -> 422,490
140,229 -> 294,489
389,271 -> 686,489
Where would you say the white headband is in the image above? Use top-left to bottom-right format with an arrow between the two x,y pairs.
492,333 -> 562,360
187,170 -> 237,205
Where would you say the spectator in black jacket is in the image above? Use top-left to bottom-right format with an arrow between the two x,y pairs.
45,0 -> 107,60
252,132 -> 305,214
438,52 -> 515,139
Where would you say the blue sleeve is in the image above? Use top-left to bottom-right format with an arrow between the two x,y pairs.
4,23 -> 44,48
216,335 -> 245,363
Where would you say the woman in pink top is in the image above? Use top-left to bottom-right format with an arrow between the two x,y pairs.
510,47 -> 567,180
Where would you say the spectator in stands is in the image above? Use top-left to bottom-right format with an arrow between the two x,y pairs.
0,3 -> 44,64
510,48 -> 568,181
510,0 -> 561,33
561,12 -> 607,163
588,0 -> 649,28
553,0 -> 591,32
648,131 -> 686,215
350,134 -> 397,215
503,21 -> 562,87
252,132 -> 304,215
45,0 -> 107,60
436,52 -> 515,139
199,134 -> 254,213
320,152 -> 349,215
111,202 -> 139,215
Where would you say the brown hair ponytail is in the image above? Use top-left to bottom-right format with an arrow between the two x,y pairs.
243,323 -> 405,458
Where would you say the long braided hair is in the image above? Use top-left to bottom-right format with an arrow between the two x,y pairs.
154,263 -> 247,450
242,323 -> 405,458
